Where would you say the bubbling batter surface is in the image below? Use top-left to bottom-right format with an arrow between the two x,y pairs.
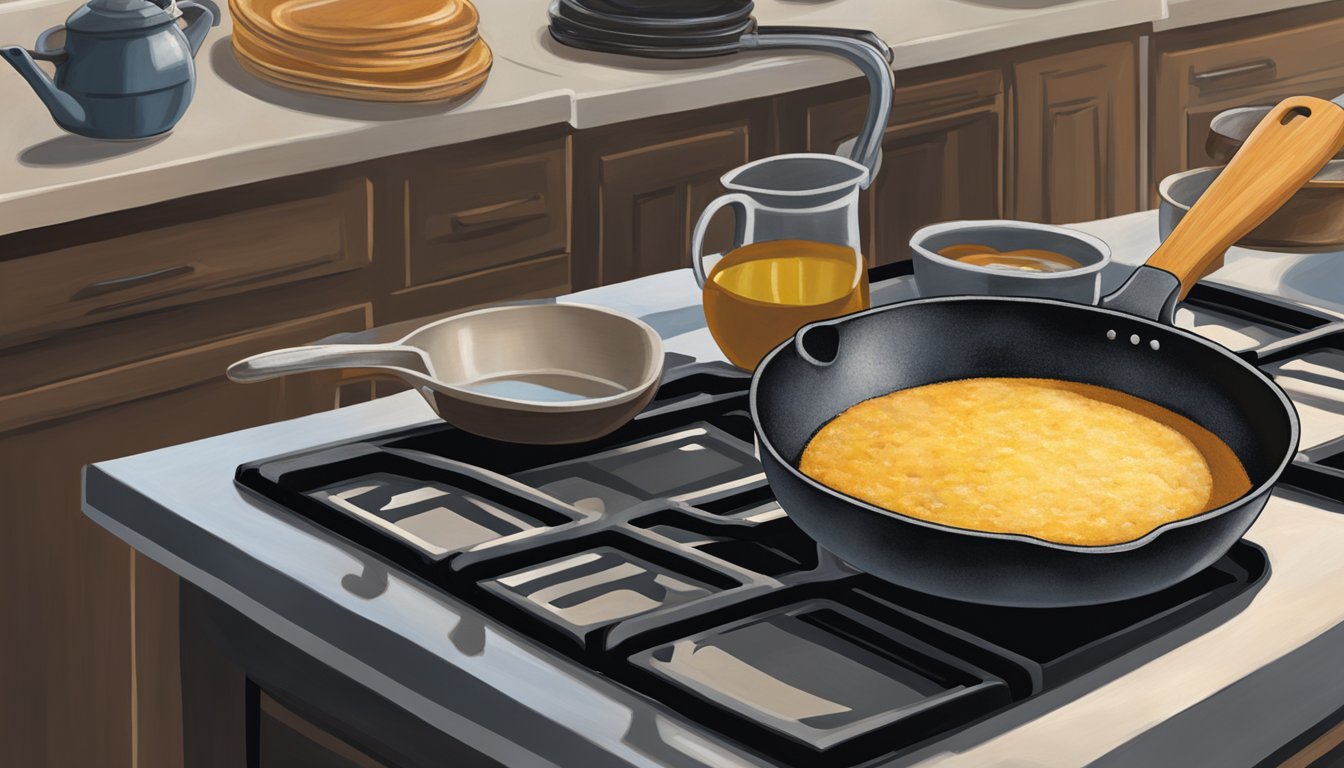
799,378 -> 1251,546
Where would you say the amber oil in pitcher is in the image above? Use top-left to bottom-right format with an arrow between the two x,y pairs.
703,239 -> 869,370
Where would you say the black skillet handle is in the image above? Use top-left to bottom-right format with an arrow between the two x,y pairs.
1099,267 -> 1183,326
1241,320 -> 1344,365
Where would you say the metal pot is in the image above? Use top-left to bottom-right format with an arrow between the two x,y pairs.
910,220 -> 1112,303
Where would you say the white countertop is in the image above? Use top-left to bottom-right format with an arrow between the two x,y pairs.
84,209 -> 1344,767
1157,0 -> 1336,31
2,0 -> 1329,238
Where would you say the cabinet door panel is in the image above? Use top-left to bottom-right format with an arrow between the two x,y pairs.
599,128 -> 749,284
875,110 -> 1001,265
405,133 -> 569,287
0,176 -> 372,350
781,69 -> 1003,264
1012,40 -> 1140,223
573,101 -> 773,288
0,307 -> 365,768
1152,10 -> 1344,199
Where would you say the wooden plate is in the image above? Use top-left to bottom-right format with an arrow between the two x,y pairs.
228,0 -> 477,58
231,9 -> 476,60
236,55 -> 491,101
231,0 -> 478,48
234,34 -> 492,98
232,13 -> 477,72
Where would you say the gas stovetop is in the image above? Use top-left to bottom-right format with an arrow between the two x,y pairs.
236,265 -> 1344,767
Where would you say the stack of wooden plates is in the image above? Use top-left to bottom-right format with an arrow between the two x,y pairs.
230,0 -> 491,102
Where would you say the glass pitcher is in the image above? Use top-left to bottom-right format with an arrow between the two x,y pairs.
692,153 -> 872,370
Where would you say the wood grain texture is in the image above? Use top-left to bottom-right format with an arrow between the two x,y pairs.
134,553 -> 183,768
782,68 -> 1004,265
1010,39 -> 1140,222
0,306 -> 370,432
379,252 -> 570,324
572,99 -> 774,289
0,176 -> 372,350
259,692 -> 388,768
0,307 -> 365,768
404,131 -> 569,287
1151,1 -> 1344,205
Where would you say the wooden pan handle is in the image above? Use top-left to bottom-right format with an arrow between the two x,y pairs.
1149,96 -> 1344,299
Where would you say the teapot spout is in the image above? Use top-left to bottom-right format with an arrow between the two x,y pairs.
1,46 -> 86,131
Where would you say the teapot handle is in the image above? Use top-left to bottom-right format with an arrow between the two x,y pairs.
32,25 -> 66,62
177,0 -> 219,57
691,193 -> 755,288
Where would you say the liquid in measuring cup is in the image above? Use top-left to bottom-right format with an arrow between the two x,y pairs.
703,239 -> 869,370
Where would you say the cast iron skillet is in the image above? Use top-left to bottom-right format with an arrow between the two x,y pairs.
752,97 -> 1344,607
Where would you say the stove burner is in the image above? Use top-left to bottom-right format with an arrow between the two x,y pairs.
630,601 -> 1011,752
484,545 -> 727,636
238,350 -> 1284,765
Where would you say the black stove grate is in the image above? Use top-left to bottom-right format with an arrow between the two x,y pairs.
238,358 -> 1278,766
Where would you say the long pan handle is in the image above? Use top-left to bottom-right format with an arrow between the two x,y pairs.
1148,96 -> 1344,300
226,343 -> 434,384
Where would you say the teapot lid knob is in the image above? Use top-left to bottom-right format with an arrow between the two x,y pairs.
66,0 -> 173,34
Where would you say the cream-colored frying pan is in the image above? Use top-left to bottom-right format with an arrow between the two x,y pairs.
227,303 -> 664,444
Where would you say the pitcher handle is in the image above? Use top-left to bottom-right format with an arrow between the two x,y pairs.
692,193 -> 755,288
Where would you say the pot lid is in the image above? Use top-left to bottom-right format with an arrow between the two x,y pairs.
66,0 -> 172,33
548,0 -> 755,56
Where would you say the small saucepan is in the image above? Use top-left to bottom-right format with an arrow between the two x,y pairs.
227,303 -> 663,445
1160,160 -> 1344,251
910,220 -> 1112,303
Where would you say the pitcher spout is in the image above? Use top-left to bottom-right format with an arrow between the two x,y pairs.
1,46 -> 87,132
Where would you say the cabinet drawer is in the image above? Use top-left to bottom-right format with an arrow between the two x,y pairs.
382,252 -> 570,322
0,177 -> 373,349
0,304 -> 370,433
1165,15 -> 1344,103
405,134 -> 568,287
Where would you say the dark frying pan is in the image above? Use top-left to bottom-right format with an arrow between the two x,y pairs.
752,97 -> 1344,607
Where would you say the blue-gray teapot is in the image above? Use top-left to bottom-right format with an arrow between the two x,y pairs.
2,0 -> 219,140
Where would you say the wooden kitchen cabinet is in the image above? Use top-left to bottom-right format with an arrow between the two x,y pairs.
0,306 -> 368,768
1009,37 -> 1141,223
572,99 -> 775,288
378,126 -> 575,324
1151,2 -> 1344,203
258,692 -> 388,768
779,67 -> 1004,265
0,123 -> 588,767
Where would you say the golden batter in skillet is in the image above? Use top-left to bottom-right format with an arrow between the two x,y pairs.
799,378 -> 1251,546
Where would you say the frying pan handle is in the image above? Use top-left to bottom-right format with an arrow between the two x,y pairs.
226,343 -> 434,383
1242,320 -> 1344,365
691,193 -> 755,288
1147,96 -> 1344,300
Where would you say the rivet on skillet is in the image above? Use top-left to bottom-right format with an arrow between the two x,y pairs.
1130,334 -> 1141,345
1151,340 -> 1161,351
1106,329 -> 1117,341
